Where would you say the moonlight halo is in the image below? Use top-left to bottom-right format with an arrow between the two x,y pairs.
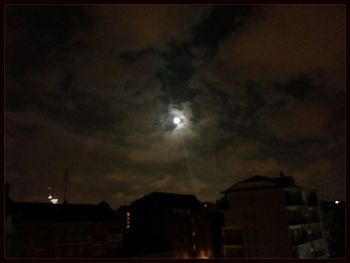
173,117 -> 181,125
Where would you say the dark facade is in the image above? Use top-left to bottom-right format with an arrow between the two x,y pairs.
5,184 -> 122,258
119,192 -> 223,258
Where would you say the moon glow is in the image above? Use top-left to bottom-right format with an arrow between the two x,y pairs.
173,117 -> 181,125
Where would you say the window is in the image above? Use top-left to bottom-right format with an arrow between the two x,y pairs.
255,248 -> 259,257
224,247 -> 244,258
246,246 -> 250,257
223,228 -> 243,245
254,229 -> 258,241
245,230 -> 249,243
251,213 -> 256,222
243,213 -> 248,222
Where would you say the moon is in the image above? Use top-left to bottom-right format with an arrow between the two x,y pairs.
173,116 -> 181,125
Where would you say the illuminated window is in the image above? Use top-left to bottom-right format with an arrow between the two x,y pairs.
126,211 -> 131,229
126,212 -> 131,229
184,252 -> 188,259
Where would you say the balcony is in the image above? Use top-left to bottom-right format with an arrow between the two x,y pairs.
291,236 -> 308,245
288,209 -> 307,226
288,217 -> 307,226
289,228 -> 308,245
312,249 -> 325,258
310,234 -> 323,241
309,216 -> 320,223
285,192 -> 305,206
307,193 -> 319,207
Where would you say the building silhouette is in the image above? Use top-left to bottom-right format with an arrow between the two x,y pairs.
119,192 -> 223,258
5,184 -> 122,258
5,173 -> 341,259
220,174 -> 328,258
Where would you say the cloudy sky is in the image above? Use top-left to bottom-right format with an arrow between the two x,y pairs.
5,5 -> 345,208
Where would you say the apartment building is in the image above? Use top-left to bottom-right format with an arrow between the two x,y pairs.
220,173 -> 328,258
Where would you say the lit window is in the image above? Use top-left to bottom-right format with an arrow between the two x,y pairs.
184,252 -> 188,259
200,250 -> 209,259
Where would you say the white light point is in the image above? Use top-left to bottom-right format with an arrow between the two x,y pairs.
173,117 -> 181,125
335,200 -> 340,204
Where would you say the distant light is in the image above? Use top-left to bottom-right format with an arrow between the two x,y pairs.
48,195 -> 52,200
51,198 -> 58,204
335,200 -> 340,204
126,212 -> 130,217
192,231 -> 196,236
204,203 -> 207,208
200,250 -> 209,259
173,117 -> 181,125
193,245 -> 196,251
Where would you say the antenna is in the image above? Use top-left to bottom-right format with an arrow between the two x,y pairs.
64,168 -> 69,203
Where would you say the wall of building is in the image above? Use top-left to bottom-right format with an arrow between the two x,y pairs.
8,222 -> 122,258
223,187 -> 293,258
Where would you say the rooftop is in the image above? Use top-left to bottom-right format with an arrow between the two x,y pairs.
130,192 -> 202,210
5,200 -> 116,224
221,174 -> 299,193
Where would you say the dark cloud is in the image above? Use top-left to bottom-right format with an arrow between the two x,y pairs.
218,5 -> 345,82
5,5 -> 345,208
84,5 -> 211,52
193,5 -> 253,47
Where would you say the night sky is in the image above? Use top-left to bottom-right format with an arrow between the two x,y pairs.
5,5 -> 345,208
